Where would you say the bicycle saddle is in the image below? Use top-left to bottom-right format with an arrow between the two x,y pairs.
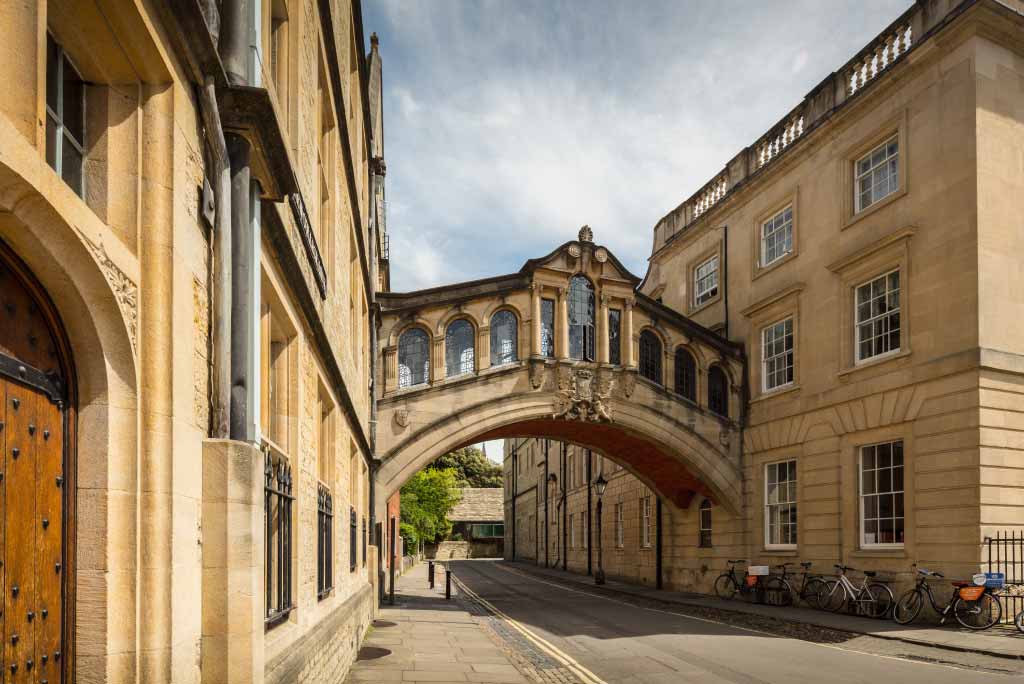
951,580 -> 971,587
863,570 -> 877,577
834,564 -> 853,571
800,562 -> 813,568
728,559 -> 747,564
917,568 -> 943,578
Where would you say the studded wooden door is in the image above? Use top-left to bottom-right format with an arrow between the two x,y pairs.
0,243 -> 72,684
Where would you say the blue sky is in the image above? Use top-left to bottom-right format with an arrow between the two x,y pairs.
362,0 -> 910,462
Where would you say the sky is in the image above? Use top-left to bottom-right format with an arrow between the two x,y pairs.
362,0 -> 911,463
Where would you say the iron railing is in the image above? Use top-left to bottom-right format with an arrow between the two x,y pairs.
317,482 -> 333,599
264,443 -> 294,628
985,531 -> 1024,624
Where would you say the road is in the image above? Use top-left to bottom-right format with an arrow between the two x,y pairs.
449,560 -> 1021,684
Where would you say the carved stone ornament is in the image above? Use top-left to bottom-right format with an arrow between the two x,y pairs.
76,228 -> 138,352
567,244 -> 581,258
395,408 -> 410,427
578,225 -> 594,243
621,370 -> 637,398
529,360 -> 546,389
594,247 -> 608,263
552,368 -> 613,422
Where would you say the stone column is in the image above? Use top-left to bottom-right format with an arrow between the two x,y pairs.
479,325 -> 491,370
432,337 -> 444,382
383,347 -> 397,392
597,294 -> 610,364
624,299 -> 635,368
556,286 -> 569,359
531,283 -> 542,356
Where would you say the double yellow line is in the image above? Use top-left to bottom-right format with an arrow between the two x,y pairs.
450,573 -> 609,684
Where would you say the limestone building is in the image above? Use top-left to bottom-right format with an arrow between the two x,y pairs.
0,1 -> 387,682
504,0 -> 1024,594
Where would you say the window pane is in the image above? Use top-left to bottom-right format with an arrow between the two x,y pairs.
445,319 -> 475,376
47,35 -> 60,111
608,309 -> 621,365
45,114 -> 58,170
568,276 -> 595,360
541,299 -> 555,358
639,331 -> 662,384
490,310 -> 517,366
62,137 -> 83,196
62,55 -> 85,143
398,328 -> 429,387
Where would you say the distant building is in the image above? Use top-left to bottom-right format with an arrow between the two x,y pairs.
446,488 -> 506,558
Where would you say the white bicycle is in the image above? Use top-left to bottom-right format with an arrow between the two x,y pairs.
817,564 -> 894,619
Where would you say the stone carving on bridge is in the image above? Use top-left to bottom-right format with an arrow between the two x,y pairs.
552,368 -> 613,422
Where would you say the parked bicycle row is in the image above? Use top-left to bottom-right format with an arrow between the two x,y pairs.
714,560 -> 1021,632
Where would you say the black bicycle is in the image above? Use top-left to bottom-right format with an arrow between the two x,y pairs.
763,562 -> 826,608
893,566 -> 1002,630
714,560 -> 763,600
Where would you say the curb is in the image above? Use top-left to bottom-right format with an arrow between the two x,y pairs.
507,563 -> 1023,662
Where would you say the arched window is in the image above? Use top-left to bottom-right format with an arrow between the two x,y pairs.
398,328 -> 430,388
699,500 -> 712,548
708,365 -> 729,417
445,319 -> 475,377
490,310 -> 518,367
568,275 -> 595,361
639,330 -> 662,384
674,348 -> 697,401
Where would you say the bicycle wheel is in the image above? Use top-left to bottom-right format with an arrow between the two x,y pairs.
802,577 -> 825,609
893,588 -> 924,625
953,592 -> 1001,630
865,583 -> 894,619
763,576 -> 793,607
714,573 -> 738,600
819,580 -> 846,612
802,577 -> 826,609
1015,610 -> 1024,634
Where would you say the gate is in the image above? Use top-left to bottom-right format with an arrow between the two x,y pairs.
985,531 -> 1024,624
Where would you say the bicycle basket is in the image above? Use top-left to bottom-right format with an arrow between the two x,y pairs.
959,586 -> 985,601
745,575 -> 759,588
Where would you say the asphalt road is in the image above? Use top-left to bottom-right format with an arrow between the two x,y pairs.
450,560 -> 1020,684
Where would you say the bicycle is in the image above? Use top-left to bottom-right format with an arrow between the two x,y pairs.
893,566 -> 1002,630
1016,608 -> 1023,634
763,562 -> 826,608
817,564 -> 894,618
714,560 -> 763,601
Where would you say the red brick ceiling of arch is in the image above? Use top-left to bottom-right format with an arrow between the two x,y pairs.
474,419 -> 715,509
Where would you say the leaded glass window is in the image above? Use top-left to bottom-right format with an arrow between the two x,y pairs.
708,366 -> 728,417
608,309 -> 621,365
46,34 -> 85,196
398,328 -> 429,388
490,310 -> 518,366
568,276 -> 595,361
445,319 -> 475,377
674,348 -> 696,401
541,299 -> 555,358
639,330 -> 662,385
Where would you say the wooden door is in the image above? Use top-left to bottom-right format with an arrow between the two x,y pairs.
0,243 -> 71,684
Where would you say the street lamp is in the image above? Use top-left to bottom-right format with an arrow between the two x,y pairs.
594,473 -> 607,585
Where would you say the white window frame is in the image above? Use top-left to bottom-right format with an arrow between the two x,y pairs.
764,460 -> 797,550
761,317 -> 794,393
855,136 -> 899,213
855,269 -> 901,364
615,503 -> 624,548
693,255 -> 719,307
760,205 -> 793,267
640,496 -> 652,548
859,440 -> 905,549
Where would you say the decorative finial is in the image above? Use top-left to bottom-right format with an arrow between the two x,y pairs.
370,32 -> 379,47
578,225 -> 593,243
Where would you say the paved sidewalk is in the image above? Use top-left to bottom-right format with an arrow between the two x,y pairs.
344,562 -> 529,683
508,561 -> 1024,660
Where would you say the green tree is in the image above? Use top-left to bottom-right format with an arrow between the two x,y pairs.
399,467 -> 461,548
428,446 -> 503,488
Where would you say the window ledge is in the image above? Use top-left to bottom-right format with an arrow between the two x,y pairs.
838,348 -> 912,379
849,547 -> 907,559
762,547 -> 798,555
752,383 -> 801,404
752,251 -> 798,281
688,293 -> 722,317
843,187 -> 907,231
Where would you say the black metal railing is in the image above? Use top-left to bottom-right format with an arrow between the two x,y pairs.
317,482 -> 334,599
350,507 -> 358,572
986,531 -> 1024,624
264,444 -> 294,628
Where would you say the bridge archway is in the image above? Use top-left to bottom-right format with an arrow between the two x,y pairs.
374,227 -> 747,527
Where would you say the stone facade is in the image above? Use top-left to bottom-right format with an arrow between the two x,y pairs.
0,1 -> 386,683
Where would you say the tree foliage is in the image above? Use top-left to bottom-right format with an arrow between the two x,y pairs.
428,446 -> 503,488
399,468 -> 461,548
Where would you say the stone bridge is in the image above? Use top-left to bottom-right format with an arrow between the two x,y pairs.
374,227 -> 747,518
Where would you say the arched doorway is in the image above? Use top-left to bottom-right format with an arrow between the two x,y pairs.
0,240 -> 75,684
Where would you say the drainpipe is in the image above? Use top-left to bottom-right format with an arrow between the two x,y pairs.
198,77 -> 232,438
544,439 -> 549,567
656,497 -> 663,589
561,443 -> 567,572
722,225 -> 729,340
586,449 -> 592,575
511,443 -> 517,561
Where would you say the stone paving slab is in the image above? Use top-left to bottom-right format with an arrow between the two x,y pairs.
344,563 -> 536,684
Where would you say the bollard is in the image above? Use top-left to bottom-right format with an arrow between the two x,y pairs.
429,561 -> 435,588
445,565 -> 451,600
